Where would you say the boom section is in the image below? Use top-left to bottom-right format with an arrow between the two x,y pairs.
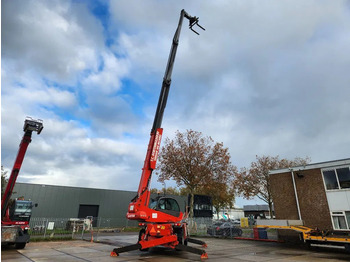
152,9 -> 204,133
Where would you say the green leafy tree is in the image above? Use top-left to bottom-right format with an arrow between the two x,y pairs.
233,155 -> 311,217
157,130 -> 237,219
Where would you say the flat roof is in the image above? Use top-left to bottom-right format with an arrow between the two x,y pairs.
269,158 -> 350,175
243,204 -> 273,211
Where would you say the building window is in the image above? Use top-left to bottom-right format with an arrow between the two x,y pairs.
323,170 -> 339,190
322,166 -> 350,190
331,211 -> 349,230
337,168 -> 350,189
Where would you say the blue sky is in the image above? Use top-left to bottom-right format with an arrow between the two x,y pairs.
2,0 -> 350,208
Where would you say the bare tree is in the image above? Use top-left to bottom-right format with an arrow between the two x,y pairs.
150,186 -> 182,196
157,130 -> 236,219
233,155 -> 311,217
199,143 -> 237,219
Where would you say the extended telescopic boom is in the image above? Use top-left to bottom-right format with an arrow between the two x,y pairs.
151,9 -> 205,133
134,9 -> 205,209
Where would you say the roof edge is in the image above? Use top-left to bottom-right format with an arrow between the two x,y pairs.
269,158 -> 350,175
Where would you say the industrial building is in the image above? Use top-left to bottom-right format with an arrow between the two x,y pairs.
243,205 -> 274,219
269,158 -> 350,231
12,182 -> 186,228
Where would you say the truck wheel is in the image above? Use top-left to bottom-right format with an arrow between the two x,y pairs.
138,229 -> 149,252
184,238 -> 188,246
15,243 -> 26,249
175,228 -> 183,245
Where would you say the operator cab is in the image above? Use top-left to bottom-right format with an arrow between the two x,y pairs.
149,196 -> 181,218
9,200 -> 35,222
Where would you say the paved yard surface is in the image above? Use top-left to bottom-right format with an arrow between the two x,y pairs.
2,234 -> 349,261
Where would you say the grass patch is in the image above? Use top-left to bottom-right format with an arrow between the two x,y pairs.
122,227 -> 139,232
29,229 -> 73,235
30,236 -> 73,242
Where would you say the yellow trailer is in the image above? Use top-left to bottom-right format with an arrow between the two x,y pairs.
255,220 -> 350,252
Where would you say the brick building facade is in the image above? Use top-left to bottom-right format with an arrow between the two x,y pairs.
269,158 -> 350,231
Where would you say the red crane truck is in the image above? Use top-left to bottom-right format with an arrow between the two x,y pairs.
111,9 -> 208,259
1,117 -> 43,249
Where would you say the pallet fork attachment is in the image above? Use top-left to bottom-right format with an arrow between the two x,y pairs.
184,11 -> 205,35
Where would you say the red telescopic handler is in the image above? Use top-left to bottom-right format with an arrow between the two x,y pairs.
110,9 -> 208,259
1,117 -> 43,249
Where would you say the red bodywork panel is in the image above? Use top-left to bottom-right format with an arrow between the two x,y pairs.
1,220 -> 29,231
127,206 -> 183,223
150,128 -> 163,170
127,128 -> 183,223
139,224 -> 178,249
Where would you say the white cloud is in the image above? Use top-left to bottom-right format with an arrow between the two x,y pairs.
2,0 -> 103,83
82,51 -> 130,94
2,0 -> 350,200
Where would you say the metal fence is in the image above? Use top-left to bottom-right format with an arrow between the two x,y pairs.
29,217 -> 138,241
187,218 -> 278,240
28,217 -> 277,241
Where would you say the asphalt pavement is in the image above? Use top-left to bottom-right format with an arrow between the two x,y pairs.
2,232 -> 349,261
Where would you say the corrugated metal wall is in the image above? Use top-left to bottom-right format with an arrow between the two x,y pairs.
13,183 -> 186,227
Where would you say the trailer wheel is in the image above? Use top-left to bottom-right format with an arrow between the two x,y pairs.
345,244 -> 350,253
15,242 -> 26,249
305,241 -> 311,249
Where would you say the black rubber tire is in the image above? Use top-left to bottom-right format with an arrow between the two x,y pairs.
184,238 -> 188,246
345,244 -> 350,253
176,231 -> 183,245
15,242 -> 26,249
138,229 -> 149,251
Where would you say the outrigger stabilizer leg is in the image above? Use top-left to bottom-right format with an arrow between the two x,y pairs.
111,241 -> 208,259
187,237 -> 208,247
176,244 -> 208,259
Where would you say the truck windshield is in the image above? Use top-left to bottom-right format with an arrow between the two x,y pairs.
10,200 -> 33,221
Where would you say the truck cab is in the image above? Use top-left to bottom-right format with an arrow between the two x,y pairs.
149,196 -> 181,217
9,200 -> 35,222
